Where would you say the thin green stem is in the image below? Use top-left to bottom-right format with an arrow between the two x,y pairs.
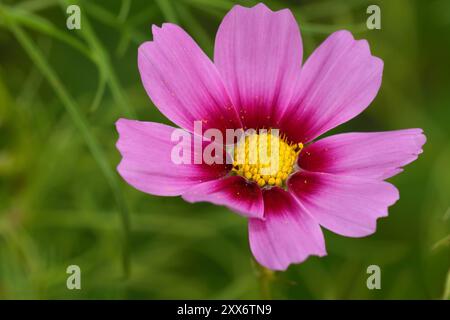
432,234 -> 450,252
61,0 -> 136,118
253,260 -> 274,299
2,15 -> 131,278
155,0 -> 179,24
89,73 -> 107,113
0,5 -> 92,59
118,0 -> 132,23
80,0 -> 147,44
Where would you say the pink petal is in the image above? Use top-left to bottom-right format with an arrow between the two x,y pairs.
116,119 -> 226,196
182,176 -> 263,219
248,187 -> 326,271
138,23 -> 241,133
288,171 -> 399,237
279,30 -> 383,143
299,129 -> 426,180
214,3 -> 303,129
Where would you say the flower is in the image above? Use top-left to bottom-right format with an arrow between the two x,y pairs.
116,3 -> 426,271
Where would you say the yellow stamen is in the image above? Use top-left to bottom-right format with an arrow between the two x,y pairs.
232,130 -> 303,188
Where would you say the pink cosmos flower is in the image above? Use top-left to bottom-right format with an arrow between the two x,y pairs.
116,3 -> 426,270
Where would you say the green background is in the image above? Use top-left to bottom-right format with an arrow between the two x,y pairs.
0,0 -> 449,299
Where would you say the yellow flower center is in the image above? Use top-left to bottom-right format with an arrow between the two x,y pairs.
232,130 -> 303,187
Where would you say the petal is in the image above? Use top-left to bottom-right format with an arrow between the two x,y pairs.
279,30 -> 383,143
182,176 -> 263,218
299,129 -> 426,180
116,118 -> 226,196
214,3 -> 303,129
288,171 -> 399,237
138,23 -> 241,133
248,187 -> 326,271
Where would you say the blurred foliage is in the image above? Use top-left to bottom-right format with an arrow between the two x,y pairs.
0,0 -> 449,299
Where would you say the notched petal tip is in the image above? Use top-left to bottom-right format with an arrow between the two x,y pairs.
253,2 -> 271,10
115,118 -> 141,137
384,181 -> 400,207
229,2 -> 295,16
115,118 -> 132,152
230,3 -> 269,12
332,30 -> 382,61
373,56 -> 384,75
395,128 -> 427,156
150,23 -> 183,42
359,184 -> 398,237
115,117 -> 132,130
151,24 -> 160,36
116,159 -> 126,177
414,129 -> 427,153
331,29 -> 354,42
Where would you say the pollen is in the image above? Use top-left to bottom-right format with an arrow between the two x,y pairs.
232,130 -> 303,188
